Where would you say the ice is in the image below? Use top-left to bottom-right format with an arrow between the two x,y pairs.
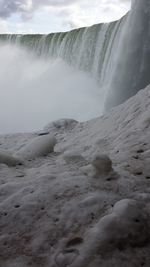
14,134 -> 57,160
0,150 -> 23,166
0,85 -> 150,267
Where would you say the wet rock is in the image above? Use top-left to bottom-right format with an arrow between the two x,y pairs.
66,237 -> 83,247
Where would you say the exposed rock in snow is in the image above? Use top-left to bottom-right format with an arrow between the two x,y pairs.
0,86 -> 150,267
14,134 -> 57,160
43,118 -> 78,133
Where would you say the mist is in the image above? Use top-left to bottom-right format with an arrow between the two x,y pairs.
0,44 -> 104,134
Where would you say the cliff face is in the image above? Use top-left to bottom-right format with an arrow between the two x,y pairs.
105,0 -> 150,109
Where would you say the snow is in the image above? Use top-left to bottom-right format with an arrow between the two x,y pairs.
0,85 -> 150,266
91,154 -> 113,177
14,134 -> 57,160
0,150 -> 23,167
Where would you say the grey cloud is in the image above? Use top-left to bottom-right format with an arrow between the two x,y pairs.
0,0 -> 81,18
0,0 -> 130,19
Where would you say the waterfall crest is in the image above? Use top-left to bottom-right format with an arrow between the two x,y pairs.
0,15 -> 127,102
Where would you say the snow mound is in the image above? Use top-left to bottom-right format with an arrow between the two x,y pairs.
14,134 -> 57,160
68,199 -> 149,267
91,154 -> 112,177
101,198 -> 149,248
0,150 -> 23,166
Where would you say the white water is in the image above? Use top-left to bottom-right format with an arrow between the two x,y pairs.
0,18 -> 126,134
1,0 -> 149,134
0,45 -> 104,134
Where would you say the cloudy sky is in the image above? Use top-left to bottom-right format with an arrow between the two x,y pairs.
0,0 -> 131,34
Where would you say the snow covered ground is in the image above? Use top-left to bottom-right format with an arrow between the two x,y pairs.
0,86 -> 150,267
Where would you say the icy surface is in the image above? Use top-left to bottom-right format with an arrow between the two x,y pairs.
0,150 -> 23,167
0,86 -> 150,266
14,134 -> 56,160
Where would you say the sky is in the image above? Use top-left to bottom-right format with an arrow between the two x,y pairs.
0,0 -> 131,34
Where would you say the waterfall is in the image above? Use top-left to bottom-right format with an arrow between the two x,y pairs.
0,0 -> 149,111
0,15 -> 127,102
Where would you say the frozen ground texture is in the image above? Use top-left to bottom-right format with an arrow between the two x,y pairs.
0,86 -> 150,267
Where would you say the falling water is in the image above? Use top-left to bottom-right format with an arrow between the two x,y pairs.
0,0 -> 150,133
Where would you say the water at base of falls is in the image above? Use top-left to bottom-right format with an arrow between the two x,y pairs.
0,44 -> 104,134
1,0 -> 150,133
0,17 -> 125,134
